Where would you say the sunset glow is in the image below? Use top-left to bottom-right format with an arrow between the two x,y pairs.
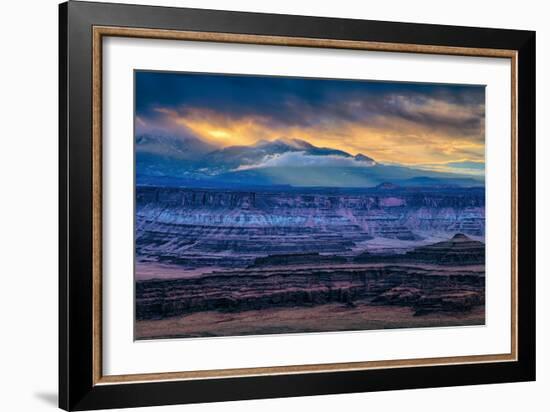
136,71 -> 485,171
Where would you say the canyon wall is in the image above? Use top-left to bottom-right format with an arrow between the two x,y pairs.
136,186 -> 485,269
136,262 -> 484,320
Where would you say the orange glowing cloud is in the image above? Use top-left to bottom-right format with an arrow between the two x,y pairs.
153,106 -> 484,166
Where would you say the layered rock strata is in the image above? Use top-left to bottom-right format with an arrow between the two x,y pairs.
355,234 -> 485,265
136,186 -> 485,270
136,262 -> 484,320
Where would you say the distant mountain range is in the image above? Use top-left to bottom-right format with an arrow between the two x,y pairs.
136,134 -> 484,188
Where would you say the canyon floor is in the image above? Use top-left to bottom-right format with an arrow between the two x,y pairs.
135,302 -> 485,340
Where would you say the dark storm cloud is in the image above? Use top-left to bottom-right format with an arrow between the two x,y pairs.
136,71 -> 485,138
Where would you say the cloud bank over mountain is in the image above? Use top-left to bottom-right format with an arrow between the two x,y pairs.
136,134 -> 484,189
234,151 -> 375,171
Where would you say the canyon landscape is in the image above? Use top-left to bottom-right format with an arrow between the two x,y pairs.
134,71 -> 486,339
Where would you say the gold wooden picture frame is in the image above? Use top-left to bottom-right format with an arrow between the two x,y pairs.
92,26 -> 518,385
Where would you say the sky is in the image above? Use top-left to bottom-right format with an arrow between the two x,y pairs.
135,71 -> 485,172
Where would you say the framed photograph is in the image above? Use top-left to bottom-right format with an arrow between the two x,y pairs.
59,1 -> 535,410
